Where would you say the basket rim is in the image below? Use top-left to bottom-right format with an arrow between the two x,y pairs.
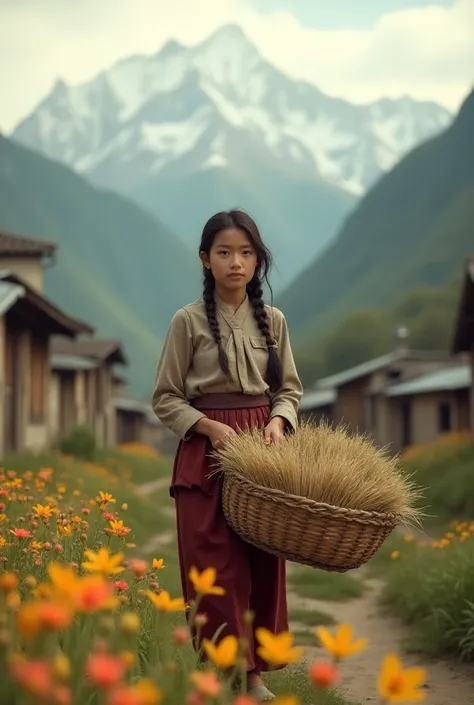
221,468 -> 400,525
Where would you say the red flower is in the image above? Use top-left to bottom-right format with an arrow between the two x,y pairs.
114,580 -> 129,592
308,661 -> 339,688
10,528 -> 32,539
86,652 -> 126,689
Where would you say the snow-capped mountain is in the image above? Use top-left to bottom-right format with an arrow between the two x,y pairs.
11,24 -> 452,284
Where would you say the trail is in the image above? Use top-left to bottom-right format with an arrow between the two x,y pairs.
288,566 -> 474,704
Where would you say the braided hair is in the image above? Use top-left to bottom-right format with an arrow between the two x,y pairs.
199,210 -> 283,393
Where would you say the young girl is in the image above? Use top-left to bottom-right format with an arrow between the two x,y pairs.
152,210 -> 302,701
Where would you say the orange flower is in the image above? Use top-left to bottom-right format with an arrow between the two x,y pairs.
378,654 -> 426,702
152,558 -> 165,570
86,652 -> 126,689
10,528 -> 32,540
10,657 -> 53,698
189,567 -> 225,596
128,559 -> 148,578
308,661 -> 339,688
108,520 -> 131,538
145,589 -> 185,612
189,670 -> 222,698
75,576 -> 119,613
0,572 -> 18,593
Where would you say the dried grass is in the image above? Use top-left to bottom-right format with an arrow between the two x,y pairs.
214,420 -> 423,524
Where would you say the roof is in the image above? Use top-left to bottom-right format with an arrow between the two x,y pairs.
386,364 -> 471,397
299,388 -> 336,412
0,280 -> 25,316
51,354 -> 98,372
314,349 -> 452,390
0,230 -> 56,257
0,271 -> 93,336
51,337 -> 127,365
452,260 -> 474,353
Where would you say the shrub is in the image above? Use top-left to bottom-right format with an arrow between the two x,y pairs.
381,523 -> 474,661
59,425 -> 97,461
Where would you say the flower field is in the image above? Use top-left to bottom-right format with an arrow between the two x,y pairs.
0,450 -> 427,704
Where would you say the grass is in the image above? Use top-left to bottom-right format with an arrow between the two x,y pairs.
379,526 -> 474,662
290,607 -> 336,627
289,566 -> 365,602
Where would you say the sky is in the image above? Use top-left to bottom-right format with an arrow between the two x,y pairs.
1,0 -> 473,132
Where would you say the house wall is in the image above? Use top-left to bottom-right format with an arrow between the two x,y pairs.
0,256 -> 43,293
49,373 -> 61,440
333,378 -> 368,432
94,364 -> 116,447
388,389 -> 470,452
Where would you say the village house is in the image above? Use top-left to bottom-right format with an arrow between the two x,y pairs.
299,345 -> 457,452
50,337 -> 127,448
0,232 -> 93,456
452,259 -> 474,430
384,364 -> 471,450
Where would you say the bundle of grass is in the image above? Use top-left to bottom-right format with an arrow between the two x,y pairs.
214,421 -> 423,573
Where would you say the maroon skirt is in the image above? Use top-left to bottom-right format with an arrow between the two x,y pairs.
170,393 -> 288,673
170,393 -> 270,497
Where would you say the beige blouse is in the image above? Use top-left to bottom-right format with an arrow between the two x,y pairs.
152,294 -> 303,440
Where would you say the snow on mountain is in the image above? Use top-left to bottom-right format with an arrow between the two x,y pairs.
11,24 -> 452,198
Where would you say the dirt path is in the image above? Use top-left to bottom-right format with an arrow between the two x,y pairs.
288,568 -> 474,704
136,476 -> 170,497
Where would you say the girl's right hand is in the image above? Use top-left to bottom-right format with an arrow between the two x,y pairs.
208,421 -> 237,450
193,417 -> 237,449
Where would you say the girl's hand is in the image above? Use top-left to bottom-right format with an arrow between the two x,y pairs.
193,417 -> 237,450
264,416 -> 286,444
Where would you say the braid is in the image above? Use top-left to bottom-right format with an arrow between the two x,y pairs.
203,270 -> 229,375
248,277 -> 283,393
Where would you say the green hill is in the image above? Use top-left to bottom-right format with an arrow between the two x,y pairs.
279,87 -> 474,366
0,136 -> 200,396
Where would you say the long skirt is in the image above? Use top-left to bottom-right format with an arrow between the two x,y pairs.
171,393 -> 288,673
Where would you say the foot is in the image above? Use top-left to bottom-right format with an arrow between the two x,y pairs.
247,684 -> 276,701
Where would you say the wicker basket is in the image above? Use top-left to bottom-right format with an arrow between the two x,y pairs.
222,471 -> 398,572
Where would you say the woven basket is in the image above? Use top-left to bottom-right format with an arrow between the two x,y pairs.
222,471 -> 398,572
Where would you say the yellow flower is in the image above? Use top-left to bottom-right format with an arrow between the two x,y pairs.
255,628 -> 304,666
378,654 -> 426,702
145,589 -> 185,612
31,541 -> 43,551
0,514 -> 6,522
52,653 -> 71,680
203,635 -> 239,669
32,504 -> 55,520
120,612 -> 141,634
274,698 -> 300,705
403,535 -> 415,543
316,624 -> 368,660
97,491 -> 116,505
82,547 -> 124,575
152,558 -> 165,570
189,566 -> 225,596
390,550 -> 400,560
0,536 -> 6,548
58,524 -> 73,537
134,679 -> 163,705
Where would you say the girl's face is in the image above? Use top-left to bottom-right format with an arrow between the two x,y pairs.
200,227 -> 258,291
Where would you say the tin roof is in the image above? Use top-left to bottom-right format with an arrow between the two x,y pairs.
0,230 -> 56,257
0,280 -> 25,316
51,337 -> 127,365
299,388 -> 336,412
0,271 -> 93,336
50,354 -> 98,372
314,349 -> 452,390
386,365 -> 471,397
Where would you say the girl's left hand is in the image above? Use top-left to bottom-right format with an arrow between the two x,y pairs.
263,416 -> 286,444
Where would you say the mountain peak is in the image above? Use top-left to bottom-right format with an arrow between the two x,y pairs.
198,23 -> 259,59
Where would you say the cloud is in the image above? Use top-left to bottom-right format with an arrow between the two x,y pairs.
0,0 -> 473,131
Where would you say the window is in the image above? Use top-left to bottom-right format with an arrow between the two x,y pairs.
30,333 -> 47,424
438,403 -> 452,433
